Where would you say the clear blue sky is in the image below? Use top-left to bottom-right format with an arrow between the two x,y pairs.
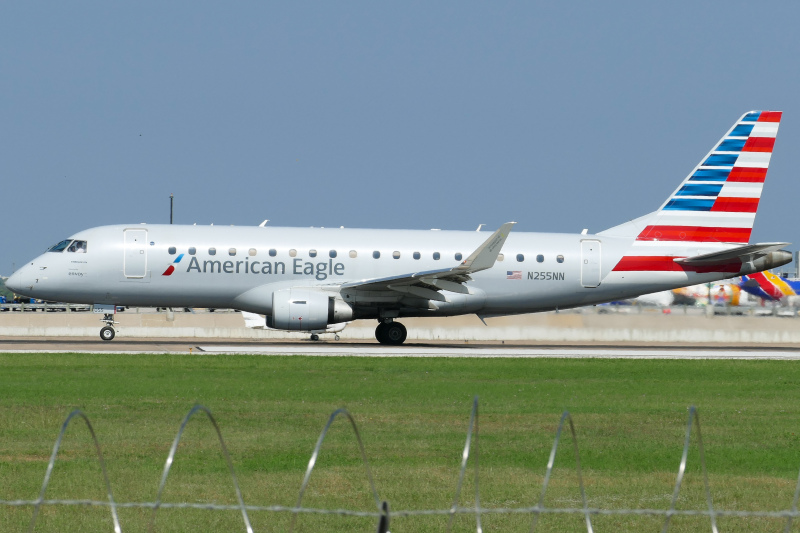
2,2 -> 799,274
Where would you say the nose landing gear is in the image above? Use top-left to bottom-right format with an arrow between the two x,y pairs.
99,313 -> 118,341
375,320 -> 407,345
100,326 -> 115,341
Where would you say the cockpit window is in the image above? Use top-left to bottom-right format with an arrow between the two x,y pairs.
67,240 -> 87,253
47,240 -> 72,253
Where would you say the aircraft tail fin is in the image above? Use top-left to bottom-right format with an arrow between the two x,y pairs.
740,271 -> 800,301
601,111 -> 781,243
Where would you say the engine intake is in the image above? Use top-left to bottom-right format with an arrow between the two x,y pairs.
269,288 -> 353,331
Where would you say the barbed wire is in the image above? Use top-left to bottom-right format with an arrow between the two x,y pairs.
3,400 -> 800,532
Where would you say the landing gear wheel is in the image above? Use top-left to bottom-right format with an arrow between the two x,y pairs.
384,322 -> 407,345
375,322 -> 388,344
100,326 -> 116,341
310,334 -> 320,341
376,321 -> 407,345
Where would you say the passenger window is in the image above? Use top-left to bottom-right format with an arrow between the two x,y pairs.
67,240 -> 87,253
455,253 -> 462,261
349,250 -> 357,258
413,251 -> 421,260
209,248 -> 217,256
433,252 -> 440,260
497,253 -> 504,262
269,249 -> 277,257
309,249 -> 317,258
516,254 -> 524,262
229,248 -> 236,256
289,249 -> 297,257
47,240 -> 72,253
373,251 -> 381,259
329,250 -> 337,258
537,254 -> 544,263
188,247 -> 196,255
168,247 -> 177,255
249,248 -> 257,256
392,251 -> 401,259
557,255 -> 564,263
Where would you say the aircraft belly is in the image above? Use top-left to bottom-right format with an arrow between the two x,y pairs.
598,271 -> 733,301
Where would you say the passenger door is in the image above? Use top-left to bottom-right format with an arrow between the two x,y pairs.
124,229 -> 148,278
580,240 -> 601,288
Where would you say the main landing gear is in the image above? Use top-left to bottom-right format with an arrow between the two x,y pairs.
375,320 -> 407,345
99,314 -> 118,341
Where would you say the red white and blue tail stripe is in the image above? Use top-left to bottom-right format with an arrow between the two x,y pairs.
607,111 -> 781,273
637,110 -> 780,245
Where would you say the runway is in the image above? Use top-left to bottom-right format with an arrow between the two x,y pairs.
2,337 -> 800,359
195,345 -> 800,359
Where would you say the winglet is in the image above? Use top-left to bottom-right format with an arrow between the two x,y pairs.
454,222 -> 516,274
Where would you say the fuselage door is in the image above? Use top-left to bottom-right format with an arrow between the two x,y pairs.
124,229 -> 148,278
580,240 -> 601,288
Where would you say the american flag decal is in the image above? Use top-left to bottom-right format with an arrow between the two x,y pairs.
507,271 -> 522,280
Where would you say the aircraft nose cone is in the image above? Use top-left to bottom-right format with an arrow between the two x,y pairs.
6,264 -> 35,294
6,270 -> 22,293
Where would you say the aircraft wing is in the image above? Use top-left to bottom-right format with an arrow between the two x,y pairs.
340,222 -> 515,302
674,242 -> 790,266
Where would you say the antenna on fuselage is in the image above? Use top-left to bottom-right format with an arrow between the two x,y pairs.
170,194 -> 174,224
259,220 -> 269,227
476,224 -> 485,232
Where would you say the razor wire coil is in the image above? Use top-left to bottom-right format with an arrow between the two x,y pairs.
3,400 -> 800,532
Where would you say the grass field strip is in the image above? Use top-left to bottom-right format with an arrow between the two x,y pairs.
5,400 -> 800,532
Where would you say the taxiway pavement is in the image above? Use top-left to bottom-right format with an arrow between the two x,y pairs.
1,337 -> 800,359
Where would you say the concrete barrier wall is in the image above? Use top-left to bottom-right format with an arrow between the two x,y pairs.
1,311 -> 799,344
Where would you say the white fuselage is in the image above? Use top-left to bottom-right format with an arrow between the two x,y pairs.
7,223 -> 754,320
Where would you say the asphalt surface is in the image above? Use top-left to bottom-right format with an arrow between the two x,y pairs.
2,337 -> 800,359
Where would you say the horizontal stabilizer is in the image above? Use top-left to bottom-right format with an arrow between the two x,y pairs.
675,242 -> 790,265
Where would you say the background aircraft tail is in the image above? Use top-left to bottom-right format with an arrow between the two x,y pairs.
740,272 -> 800,301
601,111 -> 781,244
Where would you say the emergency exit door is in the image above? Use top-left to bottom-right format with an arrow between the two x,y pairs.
580,240 -> 601,288
124,229 -> 148,278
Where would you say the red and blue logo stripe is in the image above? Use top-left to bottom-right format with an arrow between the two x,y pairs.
162,254 -> 184,276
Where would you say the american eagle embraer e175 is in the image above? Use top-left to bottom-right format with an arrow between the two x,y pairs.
6,111 -> 792,344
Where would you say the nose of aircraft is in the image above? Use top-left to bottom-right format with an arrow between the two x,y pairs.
6,264 -> 35,294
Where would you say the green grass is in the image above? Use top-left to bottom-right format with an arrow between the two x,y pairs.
2,354 -> 800,532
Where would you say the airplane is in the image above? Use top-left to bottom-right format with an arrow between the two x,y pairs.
633,281 -> 745,308
739,271 -> 800,302
5,110 -> 792,345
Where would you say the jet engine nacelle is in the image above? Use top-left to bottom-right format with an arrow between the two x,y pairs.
268,288 -> 353,331
740,250 -> 793,275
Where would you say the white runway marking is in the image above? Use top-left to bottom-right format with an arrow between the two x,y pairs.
197,345 -> 800,359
